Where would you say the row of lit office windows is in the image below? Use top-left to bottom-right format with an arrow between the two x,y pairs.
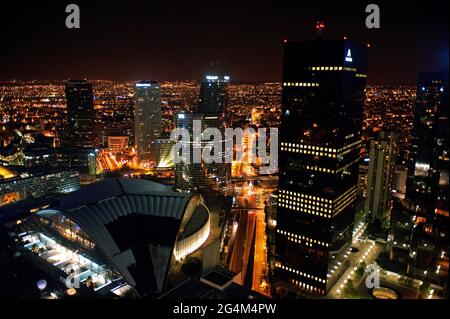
280,140 -> 361,158
280,147 -> 338,158
275,261 -> 326,284
280,187 -> 356,208
278,189 -> 358,219
307,65 -> 358,73
310,66 -> 358,72
356,73 -> 367,78
282,82 -> 320,87
289,278 -> 325,294
279,189 -> 332,205
278,201 -> 333,218
278,197 -> 331,211
300,164 -> 335,174
309,66 -> 343,71
281,142 -> 337,153
280,142 -> 337,158
277,229 -> 330,247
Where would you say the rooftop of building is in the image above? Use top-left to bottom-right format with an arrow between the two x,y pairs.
159,267 -> 268,299
54,177 -> 174,211
30,178 -> 209,296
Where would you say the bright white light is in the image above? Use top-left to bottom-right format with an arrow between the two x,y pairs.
345,49 -> 353,62
206,75 -> 218,80
178,113 -> 185,119
136,83 -> 151,87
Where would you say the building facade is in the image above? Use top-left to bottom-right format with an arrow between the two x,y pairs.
64,80 -> 95,148
16,178 -> 211,297
366,131 -> 398,222
173,112 -> 230,195
197,62 -> 229,114
134,81 -> 162,163
407,72 -> 449,219
0,167 -> 80,206
274,39 -> 368,295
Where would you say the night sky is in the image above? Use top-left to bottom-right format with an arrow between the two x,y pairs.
0,0 -> 448,84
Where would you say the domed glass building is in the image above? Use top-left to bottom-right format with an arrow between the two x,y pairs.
18,178 -> 210,297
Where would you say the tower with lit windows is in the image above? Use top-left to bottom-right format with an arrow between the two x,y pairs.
134,81 -> 162,163
274,38 -> 368,295
407,72 -> 449,218
197,62 -> 229,114
400,71 -> 449,289
64,80 -> 95,148
174,63 -> 231,196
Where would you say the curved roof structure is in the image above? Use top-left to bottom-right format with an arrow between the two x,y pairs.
34,178 -> 210,296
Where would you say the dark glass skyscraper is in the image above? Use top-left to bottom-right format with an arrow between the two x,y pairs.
405,71 -> 449,257
173,112 -> 230,195
407,72 -> 449,218
274,39 -> 368,295
174,63 -> 231,196
134,81 -> 162,163
64,80 -> 95,148
197,62 -> 229,114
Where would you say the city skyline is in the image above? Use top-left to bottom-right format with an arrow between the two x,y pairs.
0,1 -> 448,84
1,0 -> 449,307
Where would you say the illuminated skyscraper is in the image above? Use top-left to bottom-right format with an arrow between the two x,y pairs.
366,131 -> 398,222
274,39 -> 368,295
64,80 -> 95,148
173,112 -> 230,195
134,81 -> 162,163
174,63 -> 231,196
197,62 -> 229,114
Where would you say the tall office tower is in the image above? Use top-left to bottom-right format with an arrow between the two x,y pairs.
197,63 -> 231,195
174,113 -> 204,193
174,64 -> 231,196
406,71 -> 449,257
134,81 -> 162,163
197,62 -> 230,114
408,72 -> 449,218
274,38 -> 368,296
366,131 -> 398,222
173,112 -> 230,195
64,80 -> 95,148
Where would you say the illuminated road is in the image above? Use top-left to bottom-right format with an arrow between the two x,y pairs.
252,208 -> 270,295
228,134 -> 273,296
97,148 -> 150,173
229,210 -> 256,284
228,180 -> 271,296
